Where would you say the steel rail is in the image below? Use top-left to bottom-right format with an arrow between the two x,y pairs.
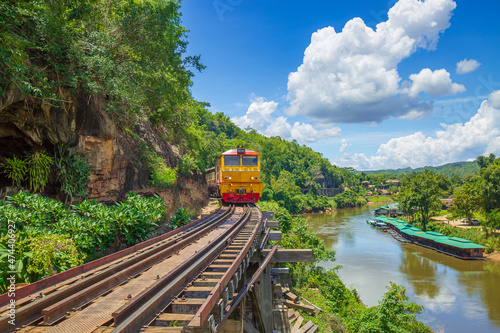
187,205 -> 264,328
111,205 -> 248,325
112,205 -> 255,333
214,245 -> 279,332
0,206 -> 233,333
0,206 -> 222,308
258,228 -> 271,252
40,205 -> 235,325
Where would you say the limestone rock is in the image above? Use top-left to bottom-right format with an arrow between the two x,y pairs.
0,89 -> 208,216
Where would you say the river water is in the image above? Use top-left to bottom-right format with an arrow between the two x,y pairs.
303,205 -> 500,333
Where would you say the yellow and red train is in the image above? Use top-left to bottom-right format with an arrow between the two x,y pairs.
206,147 -> 263,203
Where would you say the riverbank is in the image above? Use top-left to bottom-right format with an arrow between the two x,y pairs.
485,251 -> 500,263
366,195 -> 396,205
304,205 -> 500,333
258,200 -> 431,332
431,214 -> 476,229
429,214 -> 500,259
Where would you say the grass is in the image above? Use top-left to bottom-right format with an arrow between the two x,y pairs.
296,288 -> 347,332
367,195 -> 396,203
430,209 -> 450,217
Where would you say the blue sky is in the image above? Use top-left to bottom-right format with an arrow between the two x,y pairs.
181,0 -> 500,170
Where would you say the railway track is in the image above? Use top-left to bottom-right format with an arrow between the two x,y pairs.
0,203 -> 272,333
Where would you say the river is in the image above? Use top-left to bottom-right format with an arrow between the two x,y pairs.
303,205 -> 500,333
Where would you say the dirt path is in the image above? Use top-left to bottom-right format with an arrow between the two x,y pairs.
430,214 -> 477,229
197,198 -> 220,218
484,251 -> 500,263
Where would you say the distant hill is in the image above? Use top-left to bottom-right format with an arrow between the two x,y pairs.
364,161 -> 479,178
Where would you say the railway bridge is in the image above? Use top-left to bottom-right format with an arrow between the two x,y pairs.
0,204 -> 314,333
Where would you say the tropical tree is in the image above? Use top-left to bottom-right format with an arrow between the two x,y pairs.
451,181 -> 481,224
477,153 -> 496,169
353,282 -> 430,333
479,158 -> 500,213
399,170 -> 441,231
388,186 -> 399,194
270,171 -> 303,213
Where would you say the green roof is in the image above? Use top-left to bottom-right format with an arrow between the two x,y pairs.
376,203 -> 399,211
449,236 -> 471,243
399,228 -> 420,236
438,238 -> 486,249
374,216 -> 486,249
415,232 -> 436,241
426,231 -> 445,237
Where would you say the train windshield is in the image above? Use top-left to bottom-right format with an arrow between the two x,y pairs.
224,155 -> 240,166
242,156 -> 258,166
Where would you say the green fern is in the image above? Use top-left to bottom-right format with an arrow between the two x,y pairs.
1,156 -> 27,188
27,151 -> 53,192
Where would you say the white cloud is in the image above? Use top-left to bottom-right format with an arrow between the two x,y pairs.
231,96 -> 341,143
287,0 -> 460,124
406,68 -> 465,98
339,139 -> 350,152
334,90 -> 500,170
456,59 -> 481,74
230,96 -> 277,131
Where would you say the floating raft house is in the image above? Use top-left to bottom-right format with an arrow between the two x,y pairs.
375,215 -> 486,259
374,203 -> 404,216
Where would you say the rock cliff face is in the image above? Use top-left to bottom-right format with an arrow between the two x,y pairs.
0,89 -> 208,216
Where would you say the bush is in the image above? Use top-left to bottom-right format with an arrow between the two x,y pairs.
149,155 -> 178,187
1,151 -> 53,193
260,185 -> 274,201
23,234 -> 84,278
1,156 -> 27,188
257,200 -> 293,233
0,233 -> 84,291
1,191 -> 165,259
334,190 -> 365,208
55,144 -> 93,205
178,153 -> 199,176
136,136 -> 177,187
169,207 -> 192,229
349,283 -> 430,333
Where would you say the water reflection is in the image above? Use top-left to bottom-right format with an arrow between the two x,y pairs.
460,261 -> 500,325
304,207 -> 500,333
399,249 -> 440,299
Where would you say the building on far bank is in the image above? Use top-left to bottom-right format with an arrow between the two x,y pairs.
440,195 -> 454,207
385,179 -> 400,187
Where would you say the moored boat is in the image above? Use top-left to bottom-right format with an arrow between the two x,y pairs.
367,219 -> 388,230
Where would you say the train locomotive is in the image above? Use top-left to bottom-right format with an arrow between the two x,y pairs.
206,147 -> 263,203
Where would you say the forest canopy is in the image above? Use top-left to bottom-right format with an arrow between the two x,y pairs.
0,0 -> 203,126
